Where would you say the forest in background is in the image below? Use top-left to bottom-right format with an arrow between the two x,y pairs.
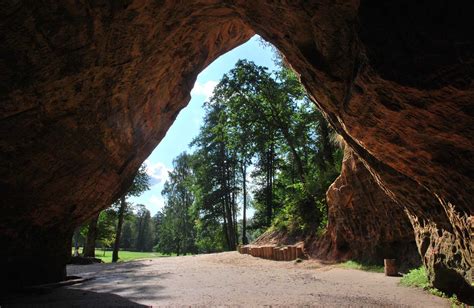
73,57 -> 343,258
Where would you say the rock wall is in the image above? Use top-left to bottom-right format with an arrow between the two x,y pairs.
313,148 -> 420,271
0,0 -> 472,299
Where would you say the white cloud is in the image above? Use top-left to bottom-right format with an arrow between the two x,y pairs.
191,80 -> 218,101
144,160 -> 172,186
148,195 -> 166,214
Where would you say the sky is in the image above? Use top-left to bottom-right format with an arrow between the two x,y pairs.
129,35 -> 278,216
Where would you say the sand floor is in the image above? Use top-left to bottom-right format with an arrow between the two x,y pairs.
1,252 -> 448,307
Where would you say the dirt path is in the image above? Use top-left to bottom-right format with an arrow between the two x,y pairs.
3,252 -> 448,307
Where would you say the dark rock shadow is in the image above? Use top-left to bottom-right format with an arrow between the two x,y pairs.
0,288 -> 149,307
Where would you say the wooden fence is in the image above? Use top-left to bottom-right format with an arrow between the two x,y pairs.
238,244 -> 305,261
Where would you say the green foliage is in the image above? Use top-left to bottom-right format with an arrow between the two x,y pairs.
97,209 -> 117,249
155,58 -> 342,253
400,266 -> 463,307
400,266 -> 430,288
156,153 -> 198,255
341,260 -> 384,273
127,164 -> 151,198
134,204 -> 154,251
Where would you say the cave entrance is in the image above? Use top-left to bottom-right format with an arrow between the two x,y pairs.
2,1 -> 473,304
73,35 -> 343,262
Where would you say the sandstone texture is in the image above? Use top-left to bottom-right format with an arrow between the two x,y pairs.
0,0 -> 472,300
314,148 -> 420,271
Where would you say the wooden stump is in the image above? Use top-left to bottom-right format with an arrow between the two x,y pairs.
289,246 -> 296,260
273,247 -> 279,261
384,259 -> 398,276
265,246 -> 273,259
296,246 -> 304,259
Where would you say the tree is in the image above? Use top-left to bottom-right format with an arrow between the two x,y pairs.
135,204 -> 154,251
156,58 -> 343,253
83,213 -> 99,257
191,99 -> 240,250
112,164 -> 150,262
157,153 -> 197,255
96,208 -> 117,254
120,219 -> 136,250
205,59 -> 342,234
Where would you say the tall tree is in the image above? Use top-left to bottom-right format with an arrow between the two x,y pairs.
112,164 -> 150,262
83,213 -> 99,257
135,204 -> 153,251
158,153 -> 197,255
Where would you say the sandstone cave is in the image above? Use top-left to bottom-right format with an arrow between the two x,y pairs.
0,0 -> 473,303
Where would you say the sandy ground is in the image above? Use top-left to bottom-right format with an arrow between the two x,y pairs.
2,252 -> 448,307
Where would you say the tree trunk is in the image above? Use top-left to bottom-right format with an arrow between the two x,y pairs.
241,162 -> 248,245
112,195 -> 126,262
83,213 -> 99,257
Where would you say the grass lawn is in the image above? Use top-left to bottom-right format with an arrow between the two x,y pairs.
340,260 -> 384,273
73,248 -> 173,263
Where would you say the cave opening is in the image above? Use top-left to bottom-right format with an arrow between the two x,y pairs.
1,1 -> 473,304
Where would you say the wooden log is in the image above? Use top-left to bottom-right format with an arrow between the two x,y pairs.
288,246 -> 295,260
296,246 -> 304,259
384,259 -> 398,276
268,246 -> 274,259
273,247 -> 279,261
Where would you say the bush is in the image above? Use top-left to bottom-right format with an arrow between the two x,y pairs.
400,266 -> 463,307
400,266 -> 429,288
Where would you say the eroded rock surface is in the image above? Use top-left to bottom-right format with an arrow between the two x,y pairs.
1,0 -> 472,299
314,148 -> 420,271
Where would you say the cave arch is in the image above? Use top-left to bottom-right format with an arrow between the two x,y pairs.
1,0 -> 472,299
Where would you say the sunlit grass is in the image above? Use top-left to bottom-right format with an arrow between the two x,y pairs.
399,266 -> 429,288
400,266 -> 463,307
73,248 -> 174,263
93,249 -> 174,263
340,260 -> 384,273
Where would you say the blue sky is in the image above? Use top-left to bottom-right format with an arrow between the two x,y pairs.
129,35 -> 277,216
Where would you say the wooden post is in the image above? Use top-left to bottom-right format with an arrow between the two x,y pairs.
384,259 -> 398,276
296,246 -> 304,259
289,246 -> 296,260
273,247 -> 279,261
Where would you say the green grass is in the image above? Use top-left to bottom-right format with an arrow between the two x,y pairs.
400,266 -> 463,307
73,248 -> 173,263
399,266 -> 429,288
340,260 -> 384,273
